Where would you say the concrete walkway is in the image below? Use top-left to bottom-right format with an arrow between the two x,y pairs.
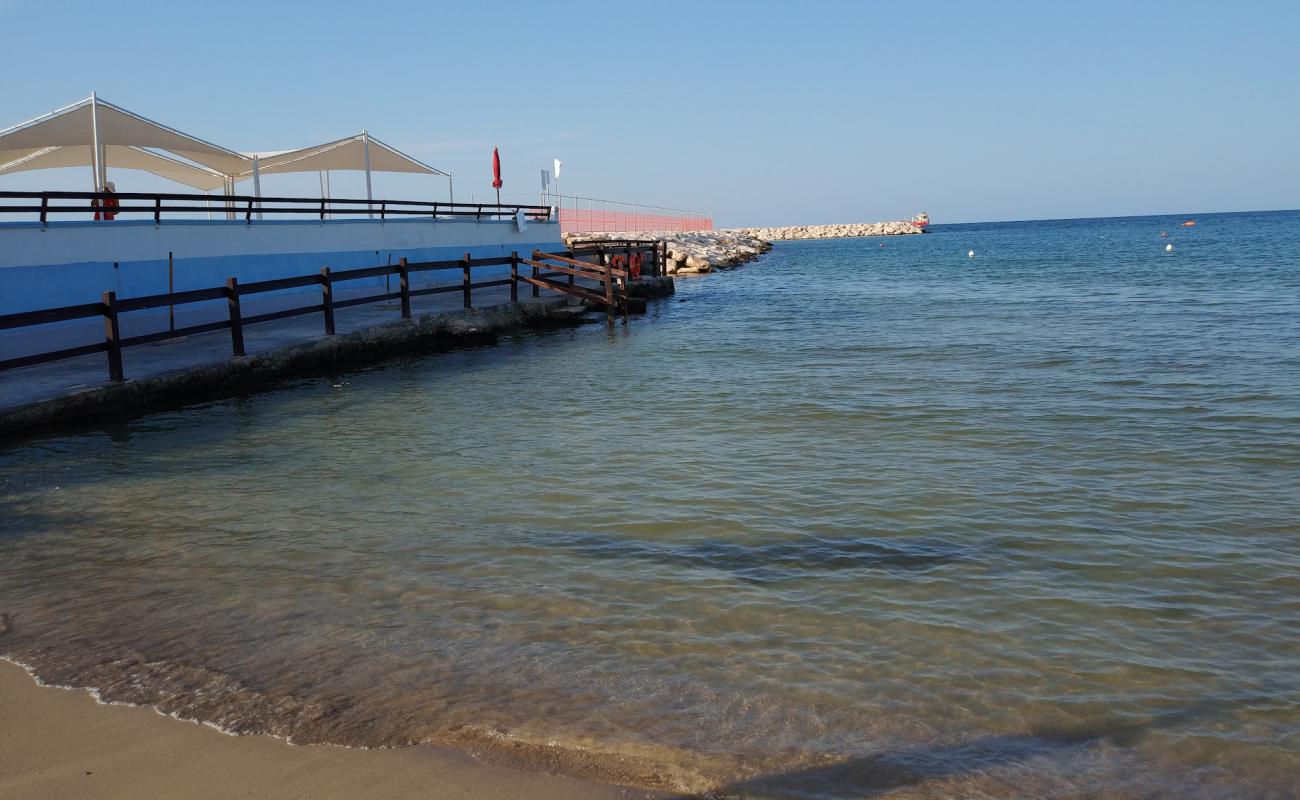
0,282 -> 524,414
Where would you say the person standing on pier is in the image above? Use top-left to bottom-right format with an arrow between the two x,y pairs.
93,181 -> 119,221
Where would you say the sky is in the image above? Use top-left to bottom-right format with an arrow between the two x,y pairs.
1,0 -> 1297,227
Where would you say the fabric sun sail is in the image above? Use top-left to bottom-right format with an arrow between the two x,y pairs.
0,145 -> 227,190
241,134 -> 447,178
0,95 -> 250,179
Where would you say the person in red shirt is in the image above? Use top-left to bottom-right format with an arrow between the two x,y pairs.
93,181 -> 119,221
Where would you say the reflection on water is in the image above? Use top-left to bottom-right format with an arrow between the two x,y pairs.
2,211 -> 1299,798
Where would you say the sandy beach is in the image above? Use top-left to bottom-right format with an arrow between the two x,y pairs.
0,659 -> 667,800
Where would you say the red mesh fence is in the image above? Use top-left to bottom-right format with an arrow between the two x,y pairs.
557,205 -> 711,234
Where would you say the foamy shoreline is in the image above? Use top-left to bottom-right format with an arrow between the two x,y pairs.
0,658 -> 668,800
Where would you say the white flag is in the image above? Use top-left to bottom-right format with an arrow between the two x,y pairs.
553,158 -> 563,179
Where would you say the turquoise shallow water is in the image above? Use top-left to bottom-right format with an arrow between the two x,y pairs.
2,210 -> 1299,798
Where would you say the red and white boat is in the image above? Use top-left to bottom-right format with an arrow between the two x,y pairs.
911,212 -> 930,230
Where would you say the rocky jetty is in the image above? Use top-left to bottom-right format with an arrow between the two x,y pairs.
733,219 -> 922,240
564,230 -> 772,275
565,218 -> 920,275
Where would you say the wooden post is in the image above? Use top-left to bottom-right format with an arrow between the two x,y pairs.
226,277 -> 245,356
509,251 -> 519,303
625,243 -> 633,283
102,290 -> 124,382
167,250 -> 175,332
320,267 -> 335,335
462,252 -> 472,308
398,257 -> 411,319
603,260 -> 615,323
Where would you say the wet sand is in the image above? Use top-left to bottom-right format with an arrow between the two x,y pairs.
0,660 -> 666,800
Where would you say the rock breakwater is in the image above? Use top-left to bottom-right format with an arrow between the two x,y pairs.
733,219 -> 922,240
566,217 -> 919,275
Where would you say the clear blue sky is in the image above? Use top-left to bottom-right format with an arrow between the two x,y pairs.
1,0 -> 1296,226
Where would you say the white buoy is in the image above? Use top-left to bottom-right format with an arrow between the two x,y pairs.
1165,243 -> 1174,252
967,249 -> 975,258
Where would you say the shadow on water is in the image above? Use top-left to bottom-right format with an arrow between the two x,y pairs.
543,533 -> 968,582
678,701 -> 1248,799
0,502 -> 88,543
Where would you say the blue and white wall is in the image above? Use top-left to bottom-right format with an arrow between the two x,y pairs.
0,217 -> 562,359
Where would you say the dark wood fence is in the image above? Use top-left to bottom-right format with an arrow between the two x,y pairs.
0,244 -> 667,383
0,190 -> 552,224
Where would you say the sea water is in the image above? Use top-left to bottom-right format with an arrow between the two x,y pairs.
2,210 -> 1298,798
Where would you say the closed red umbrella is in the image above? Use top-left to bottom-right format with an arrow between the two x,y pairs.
491,147 -> 502,204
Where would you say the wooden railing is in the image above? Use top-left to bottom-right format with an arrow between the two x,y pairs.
527,241 -> 666,313
0,190 -> 553,224
0,247 -> 662,383
567,240 -> 668,278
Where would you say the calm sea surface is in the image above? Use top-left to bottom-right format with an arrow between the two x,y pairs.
2,211 -> 1298,798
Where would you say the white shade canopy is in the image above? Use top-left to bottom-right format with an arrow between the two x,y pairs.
0,145 -> 227,190
0,95 -> 250,177
240,133 -> 448,179
0,95 -> 454,206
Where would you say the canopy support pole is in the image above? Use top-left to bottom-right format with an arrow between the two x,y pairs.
252,155 -> 262,220
89,91 -> 103,192
362,130 -> 373,219
447,174 -> 454,205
